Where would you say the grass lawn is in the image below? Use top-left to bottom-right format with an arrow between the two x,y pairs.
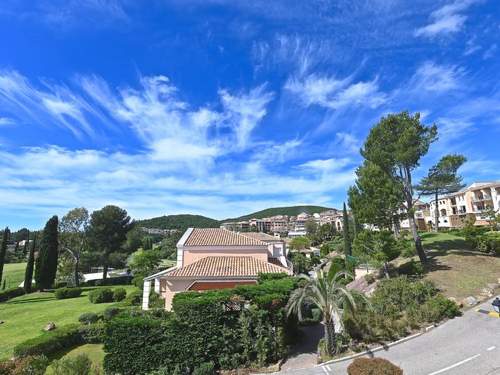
2,262 -> 27,289
45,344 -> 105,374
420,232 -> 500,301
0,285 -> 136,360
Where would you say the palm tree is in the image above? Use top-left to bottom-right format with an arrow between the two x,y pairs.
286,269 -> 361,356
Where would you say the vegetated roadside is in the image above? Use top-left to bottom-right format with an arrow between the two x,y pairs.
0,285 -> 135,360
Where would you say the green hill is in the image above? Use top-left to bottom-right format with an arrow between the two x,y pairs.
224,205 -> 333,222
137,214 -> 219,231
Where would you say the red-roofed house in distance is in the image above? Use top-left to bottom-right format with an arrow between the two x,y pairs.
142,228 -> 293,310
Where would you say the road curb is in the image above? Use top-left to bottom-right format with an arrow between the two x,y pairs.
320,326 -> 437,366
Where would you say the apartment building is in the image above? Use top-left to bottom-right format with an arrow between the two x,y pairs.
429,181 -> 500,228
400,200 -> 432,231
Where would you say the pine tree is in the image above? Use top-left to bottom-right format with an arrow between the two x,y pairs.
24,234 -> 36,293
35,216 -> 59,290
342,203 -> 351,256
23,233 -> 29,257
0,227 -> 10,285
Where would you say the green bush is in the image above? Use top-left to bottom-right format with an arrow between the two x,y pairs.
352,230 -> 401,265
124,289 -> 142,306
193,362 -> 215,375
113,288 -> 127,302
347,357 -> 403,375
78,312 -> 99,324
88,288 -> 114,304
0,287 -> 25,303
50,354 -> 93,375
55,287 -> 83,300
0,355 -> 49,375
103,278 -> 297,374
103,306 -> 122,321
411,295 -> 461,323
476,231 -> 500,255
79,321 -> 105,344
397,259 -> 424,277
13,324 -> 83,357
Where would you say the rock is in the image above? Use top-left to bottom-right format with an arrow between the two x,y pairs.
0,320 -> 4,325
486,283 -> 498,290
448,297 -> 462,308
464,296 -> 478,306
480,287 -> 494,298
44,322 -> 56,331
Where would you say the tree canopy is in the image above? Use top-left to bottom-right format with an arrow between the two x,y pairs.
35,215 -> 59,289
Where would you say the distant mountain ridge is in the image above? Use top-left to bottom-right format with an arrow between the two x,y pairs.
223,205 -> 334,222
137,205 -> 334,231
136,214 -> 219,231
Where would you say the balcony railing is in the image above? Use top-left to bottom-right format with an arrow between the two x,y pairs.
472,195 -> 492,202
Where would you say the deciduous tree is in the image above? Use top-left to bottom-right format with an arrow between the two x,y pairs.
24,234 -> 36,293
362,111 -> 437,264
60,208 -> 90,286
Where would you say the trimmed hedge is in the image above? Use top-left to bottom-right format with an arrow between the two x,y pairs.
0,355 -> 49,375
477,231 -> 500,255
78,312 -> 99,324
113,288 -> 127,302
88,288 -> 114,304
0,287 -> 25,302
13,324 -> 83,358
103,277 -> 298,374
54,287 -> 82,300
124,289 -> 142,306
84,275 -> 133,286
348,358 -> 403,375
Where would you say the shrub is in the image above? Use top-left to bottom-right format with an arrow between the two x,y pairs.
103,306 -> 122,321
84,275 -> 133,286
0,355 -> 49,375
79,321 -> 105,344
193,362 -> 215,375
123,289 -> 142,306
55,287 -> 82,300
364,273 -> 376,284
113,288 -> 127,302
476,232 -> 500,255
0,287 -> 25,303
50,354 -> 93,375
347,357 -> 403,375
88,288 -> 114,304
78,312 -> 99,324
411,295 -> 461,323
13,324 -> 82,357
397,260 -> 424,277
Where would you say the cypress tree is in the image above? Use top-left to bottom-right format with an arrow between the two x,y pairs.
36,216 -> 59,290
342,203 -> 351,256
0,227 -> 10,285
23,233 -> 29,257
24,234 -> 36,293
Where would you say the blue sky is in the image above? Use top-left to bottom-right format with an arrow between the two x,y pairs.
1,0 -> 499,229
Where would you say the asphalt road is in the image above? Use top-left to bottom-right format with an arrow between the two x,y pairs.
279,297 -> 500,375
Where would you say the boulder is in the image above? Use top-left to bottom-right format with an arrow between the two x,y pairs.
480,287 -> 494,298
44,322 -> 56,331
463,296 -> 478,306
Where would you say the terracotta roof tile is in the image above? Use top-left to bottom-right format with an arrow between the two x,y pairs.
165,256 -> 290,278
184,228 -> 267,246
240,232 -> 282,242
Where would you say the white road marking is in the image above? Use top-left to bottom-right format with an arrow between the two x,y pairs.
486,346 -> 496,351
321,366 -> 329,374
427,354 -> 481,375
325,365 -> 332,371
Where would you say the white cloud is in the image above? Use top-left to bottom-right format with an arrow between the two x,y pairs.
0,117 -> 14,126
285,74 -> 386,110
410,62 -> 464,93
335,132 -> 361,154
415,0 -> 479,38
219,84 -> 274,150
300,157 -> 352,173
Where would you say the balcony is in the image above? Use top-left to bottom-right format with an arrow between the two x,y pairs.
472,195 -> 492,202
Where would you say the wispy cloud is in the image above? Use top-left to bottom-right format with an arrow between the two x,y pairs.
409,61 -> 464,93
415,0 -> 479,38
285,74 -> 386,110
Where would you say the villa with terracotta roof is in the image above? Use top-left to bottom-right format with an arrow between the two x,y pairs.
142,228 -> 292,310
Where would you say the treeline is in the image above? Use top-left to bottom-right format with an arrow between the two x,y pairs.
137,214 -> 219,231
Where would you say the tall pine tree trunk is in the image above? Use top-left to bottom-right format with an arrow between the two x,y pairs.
102,263 -> 108,283
74,255 -> 80,287
393,215 -> 401,238
402,167 -> 427,264
434,190 -> 440,232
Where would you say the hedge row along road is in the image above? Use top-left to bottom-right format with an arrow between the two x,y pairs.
279,297 -> 500,375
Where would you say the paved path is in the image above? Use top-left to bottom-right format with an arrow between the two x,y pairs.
278,297 -> 500,375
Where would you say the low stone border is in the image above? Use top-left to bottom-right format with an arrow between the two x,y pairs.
320,325 -> 437,366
